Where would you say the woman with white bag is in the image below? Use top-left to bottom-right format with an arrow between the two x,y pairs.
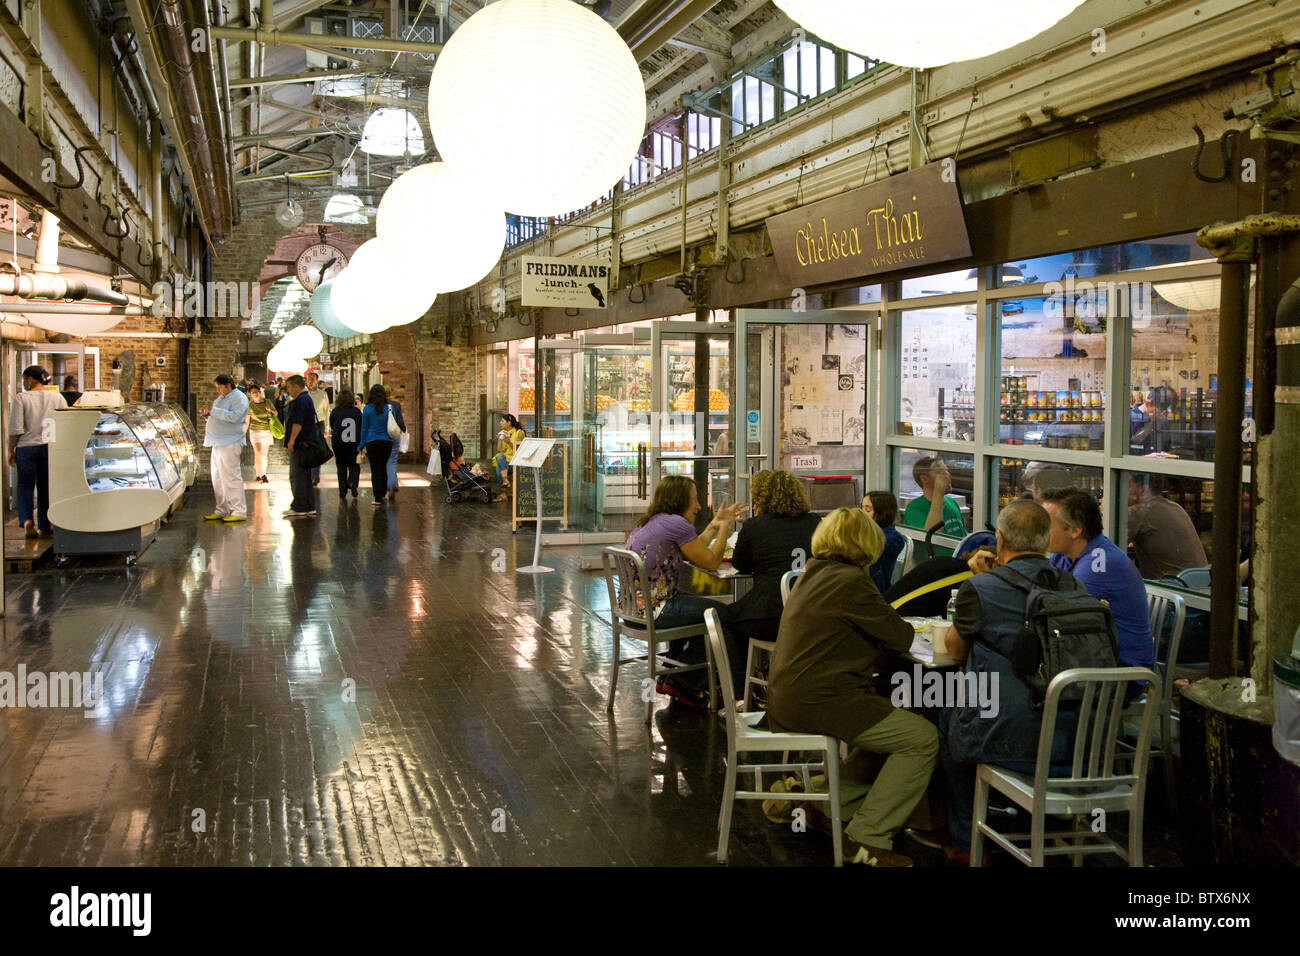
360,384 -> 398,506
382,386 -> 407,501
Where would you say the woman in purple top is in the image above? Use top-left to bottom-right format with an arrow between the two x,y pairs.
624,474 -> 746,705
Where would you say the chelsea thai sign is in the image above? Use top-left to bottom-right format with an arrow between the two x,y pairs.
765,163 -> 971,287
521,256 -> 611,309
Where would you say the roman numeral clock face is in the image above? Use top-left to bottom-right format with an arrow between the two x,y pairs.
295,243 -> 349,292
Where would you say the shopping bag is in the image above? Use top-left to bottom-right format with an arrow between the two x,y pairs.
269,416 -> 285,440
427,447 -> 442,477
399,431 -> 411,453
386,405 -> 402,440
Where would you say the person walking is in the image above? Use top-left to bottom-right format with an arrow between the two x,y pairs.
329,389 -> 362,500
360,384 -> 395,507
306,372 -> 332,487
200,374 -> 250,523
245,384 -> 274,483
8,365 -> 67,538
383,386 -> 407,502
282,374 -> 318,517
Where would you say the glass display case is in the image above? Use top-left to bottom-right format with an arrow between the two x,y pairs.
84,407 -> 183,495
141,402 -> 199,487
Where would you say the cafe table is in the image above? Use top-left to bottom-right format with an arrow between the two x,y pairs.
679,561 -> 753,603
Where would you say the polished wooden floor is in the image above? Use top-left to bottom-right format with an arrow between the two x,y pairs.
0,449 -> 1183,866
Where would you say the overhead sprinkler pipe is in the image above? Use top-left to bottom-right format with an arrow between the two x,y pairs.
33,211 -> 61,274
0,211 -> 130,305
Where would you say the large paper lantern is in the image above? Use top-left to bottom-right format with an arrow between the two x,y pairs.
331,239 -> 436,330
266,341 -> 307,376
771,1 -> 1088,68
309,280 -> 357,338
280,324 -> 325,359
426,0 -> 646,216
376,162 -> 506,294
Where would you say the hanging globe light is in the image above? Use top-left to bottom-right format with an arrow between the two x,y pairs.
330,240 -> 437,332
426,0 -> 646,216
281,324 -> 325,359
771,0 -> 1088,68
360,108 -> 425,157
376,162 -> 506,294
266,341 -> 308,376
309,280 -> 357,337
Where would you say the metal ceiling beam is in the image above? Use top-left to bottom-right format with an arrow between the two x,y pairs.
210,25 -> 444,56
229,68 -> 372,89
232,128 -> 342,144
617,0 -> 722,62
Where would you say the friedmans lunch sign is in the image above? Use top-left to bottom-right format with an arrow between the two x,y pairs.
765,163 -> 971,287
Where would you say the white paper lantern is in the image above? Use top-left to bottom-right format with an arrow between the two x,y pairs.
331,239 -> 438,331
376,162 -> 506,294
266,342 -> 307,376
771,0 -> 1088,68
281,324 -> 325,359
360,108 -> 424,157
427,0 -> 646,216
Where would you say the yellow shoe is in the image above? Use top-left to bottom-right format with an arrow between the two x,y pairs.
204,512 -> 222,520
762,776 -> 805,824
222,515 -> 247,523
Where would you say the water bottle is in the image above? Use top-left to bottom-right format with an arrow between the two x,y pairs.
946,588 -> 959,624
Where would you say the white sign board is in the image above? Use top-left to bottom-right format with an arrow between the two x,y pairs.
746,409 -> 761,442
521,256 -> 611,310
510,437 -> 556,469
791,454 -> 822,469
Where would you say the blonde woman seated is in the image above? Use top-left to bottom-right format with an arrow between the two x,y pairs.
767,507 -> 939,867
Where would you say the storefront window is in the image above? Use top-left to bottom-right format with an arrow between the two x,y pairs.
490,351 -> 508,410
1114,471 -> 1231,581
896,306 -> 976,440
990,457 -> 1104,512
894,446 -> 974,536
999,232 -> 1212,287
779,323 -> 866,472
900,268 -> 975,299
998,296 -> 1107,450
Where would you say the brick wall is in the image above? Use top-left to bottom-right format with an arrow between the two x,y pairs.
79,311 -> 185,404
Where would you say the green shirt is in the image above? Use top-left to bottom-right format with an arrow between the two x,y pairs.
903,494 -> 966,537
247,400 -> 274,432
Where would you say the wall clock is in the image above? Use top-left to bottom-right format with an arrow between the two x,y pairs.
295,243 -> 349,292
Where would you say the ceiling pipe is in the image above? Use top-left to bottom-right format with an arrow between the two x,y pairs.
209,25 -> 444,56
0,211 -> 129,305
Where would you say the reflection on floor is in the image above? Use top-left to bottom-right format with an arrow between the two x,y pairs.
0,454 -> 1184,866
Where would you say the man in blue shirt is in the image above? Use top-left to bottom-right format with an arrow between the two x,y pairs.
1041,488 -> 1154,673
200,374 -> 249,522
282,374 -> 318,517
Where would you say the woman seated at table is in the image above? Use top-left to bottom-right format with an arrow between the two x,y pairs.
625,475 -> 746,707
717,470 -> 821,689
768,507 -> 937,867
863,490 -> 906,594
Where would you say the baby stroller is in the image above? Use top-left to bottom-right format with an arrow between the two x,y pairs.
436,430 -> 493,503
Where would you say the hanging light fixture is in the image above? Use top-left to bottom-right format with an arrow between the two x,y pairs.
770,1 -> 1088,68
280,324 -> 325,359
323,193 -> 367,224
330,239 -> 437,332
376,163 -> 506,293
426,0 -> 646,216
1153,279 -> 1222,312
310,280 -> 357,337
360,108 -> 424,157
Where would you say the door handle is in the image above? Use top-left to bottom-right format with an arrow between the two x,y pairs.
637,442 -> 648,498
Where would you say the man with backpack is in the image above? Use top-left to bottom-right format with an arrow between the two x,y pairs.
937,498 -> 1119,864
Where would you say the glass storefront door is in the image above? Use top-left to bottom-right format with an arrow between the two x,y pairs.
735,310 -> 878,512
650,322 -> 736,527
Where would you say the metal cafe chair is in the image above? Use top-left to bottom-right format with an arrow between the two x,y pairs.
705,609 -> 843,866
971,667 -> 1160,867
891,535 -> 914,585
602,547 -> 715,722
739,567 -> 806,711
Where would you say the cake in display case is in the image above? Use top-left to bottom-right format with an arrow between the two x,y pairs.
48,405 -> 197,564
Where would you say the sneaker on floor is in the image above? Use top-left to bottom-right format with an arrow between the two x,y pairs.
222,515 -> 247,523
204,512 -> 223,521
655,679 -> 706,709
36,528 -> 53,538
373,500 -> 385,508
844,837 -> 912,867
762,776 -> 806,824
282,509 -> 312,517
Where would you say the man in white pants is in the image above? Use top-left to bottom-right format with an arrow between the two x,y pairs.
201,374 -> 250,522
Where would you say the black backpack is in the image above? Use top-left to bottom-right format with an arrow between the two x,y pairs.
990,565 -> 1120,706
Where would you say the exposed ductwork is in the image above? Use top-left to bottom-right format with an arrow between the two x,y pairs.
0,211 -> 129,306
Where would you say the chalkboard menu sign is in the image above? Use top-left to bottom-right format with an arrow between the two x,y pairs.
512,443 -> 570,530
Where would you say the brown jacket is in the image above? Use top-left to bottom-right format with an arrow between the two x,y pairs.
767,557 -> 915,742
